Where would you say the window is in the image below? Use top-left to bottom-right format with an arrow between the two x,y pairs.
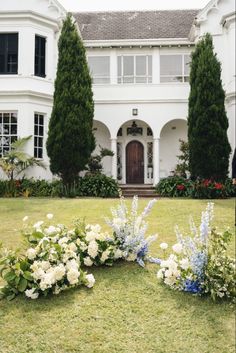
0,33 -> 18,74
88,56 -> 110,84
160,54 -> 191,83
117,55 -> 152,84
34,114 -> 44,158
35,35 -> 46,77
0,112 -> 17,157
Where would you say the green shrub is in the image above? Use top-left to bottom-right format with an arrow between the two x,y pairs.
0,175 -> 120,198
191,178 -> 235,199
155,176 -> 193,197
155,177 -> 235,199
78,174 -> 120,198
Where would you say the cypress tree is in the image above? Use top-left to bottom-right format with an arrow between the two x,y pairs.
47,14 -> 95,185
188,33 -> 231,181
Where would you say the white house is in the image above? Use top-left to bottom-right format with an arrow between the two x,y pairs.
0,0 -> 235,185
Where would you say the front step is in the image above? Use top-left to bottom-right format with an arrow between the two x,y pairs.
119,185 -> 157,198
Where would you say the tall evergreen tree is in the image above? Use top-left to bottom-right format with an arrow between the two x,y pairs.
188,33 -> 231,181
47,14 -> 95,185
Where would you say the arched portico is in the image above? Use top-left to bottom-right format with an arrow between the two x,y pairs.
93,120 -> 112,176
115,119 -> 154,184
159,119 -> 187,178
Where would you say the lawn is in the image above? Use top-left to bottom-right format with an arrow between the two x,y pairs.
0,197 -> 235,353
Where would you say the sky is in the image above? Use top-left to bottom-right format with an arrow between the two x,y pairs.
59,0 -> 210,12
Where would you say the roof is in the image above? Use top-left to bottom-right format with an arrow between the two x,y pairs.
73,10 -> 200,41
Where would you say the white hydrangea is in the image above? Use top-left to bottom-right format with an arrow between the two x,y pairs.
87,241 -> 99,259
67,268 -> 80,285
54,264 -> 66,281
68,242 -> 77,252
160,242 -> 168,250
100,249 -> 110,263
114,249 -> 123,259
25,288 -> 39,299
157,269 -> 164,279
46,213 -> 54,219
58,237 -> 69,246
26,248 -> 37,260
45,225 -> 57,235
80,242 -> 88,252
84,257 -> 93,267
172,243 -> 183,254
33,221 -> 44,229
66,259 -> 79,271
85,274 -> 95,288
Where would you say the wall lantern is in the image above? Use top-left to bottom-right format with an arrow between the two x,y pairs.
132,108 -> 138,116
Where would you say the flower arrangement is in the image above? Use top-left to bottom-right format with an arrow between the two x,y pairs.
157,203 -> 236,301
106,196 -> 158,267
0,213 -> 95,300
0,197 -> 158,300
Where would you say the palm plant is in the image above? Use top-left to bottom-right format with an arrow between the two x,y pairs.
0,136 -> 45,180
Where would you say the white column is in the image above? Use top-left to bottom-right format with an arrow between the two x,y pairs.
111,138 -> 117,179
153,138 -> 160,185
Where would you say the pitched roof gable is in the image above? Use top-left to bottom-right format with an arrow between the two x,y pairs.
73,10 -> 200,41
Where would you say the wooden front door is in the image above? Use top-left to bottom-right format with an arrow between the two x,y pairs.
126,141 -> 144,184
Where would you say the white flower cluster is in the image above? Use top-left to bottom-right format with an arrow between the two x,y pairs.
21,214 -> 95,299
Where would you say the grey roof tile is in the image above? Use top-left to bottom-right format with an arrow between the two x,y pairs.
73,10 -> 199,41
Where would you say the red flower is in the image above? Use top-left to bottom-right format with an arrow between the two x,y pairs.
203,179 -> 211,187
177,184 -> 185,190
214,182 -> 223,190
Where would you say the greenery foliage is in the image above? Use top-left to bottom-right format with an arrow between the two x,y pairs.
155,177 -> 235,199
188,33 -> 231,181
174,139 -> 190,178
0,175 -> 120,198
87,147 -> 114,174
46,14 -> 95,185
0,136 -> 45,181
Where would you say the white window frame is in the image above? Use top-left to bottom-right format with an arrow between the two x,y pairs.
160,54 -> 190,83
118,55 -> 152,84
87,55 -> 110,84
0,111 -> 17,157
34,113 -> 44,159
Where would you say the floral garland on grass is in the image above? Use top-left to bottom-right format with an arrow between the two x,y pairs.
0,197 -> 157,300
157,203 -> 236,301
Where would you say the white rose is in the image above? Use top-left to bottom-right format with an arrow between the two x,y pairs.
46,213 -> 53,219
54,264 -> 66,281
90,224 -> 101,233
85,274 -> 95,288
66,259 -> 79,271
180,258 -> 190,270
22,216 -> 29,222
40,261 -> 51,271
80,242 -> 88,251
67,268 -> 80,285
25,288 -> 39,299
84,257 -> 93,267
26,248 -> 37,260
45,225 -> 57,235
87,241 -> 99,259
160,242 -> 168,250
58,237 -> 69,246
100,249 -> 110,263
68,242 -> 77,252
172,243 -> 183,254
114,249 -> 123,259
33,221 -> 44,229
85,231 -> 97,242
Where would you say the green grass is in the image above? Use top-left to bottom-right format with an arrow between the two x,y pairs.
0,197 -> 235,353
